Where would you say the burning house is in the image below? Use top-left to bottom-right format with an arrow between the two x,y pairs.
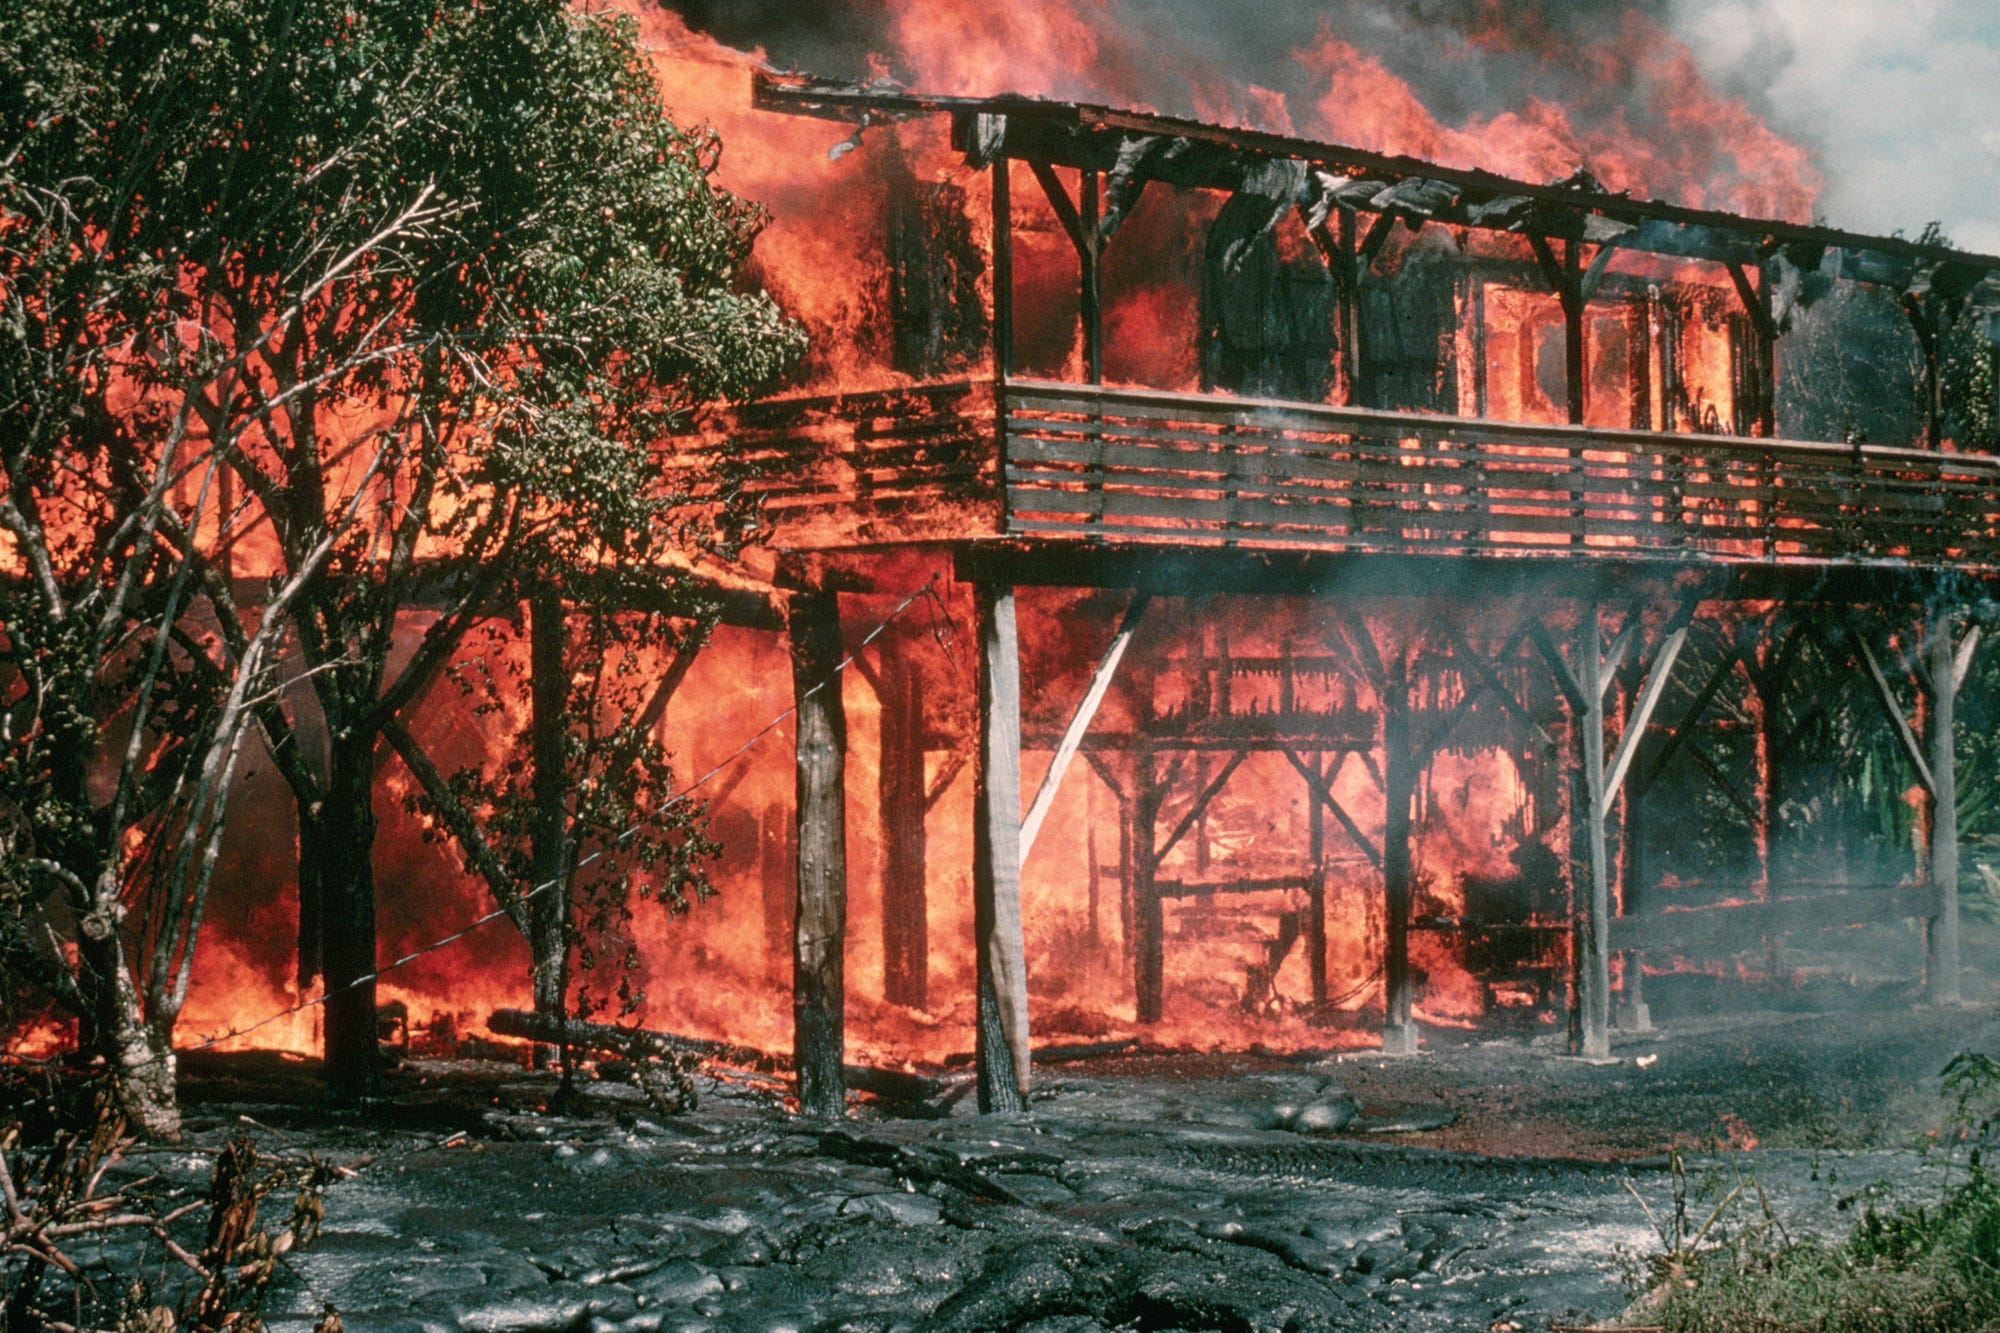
99,10 -> 1997,1124
630,71 -> 2000,1115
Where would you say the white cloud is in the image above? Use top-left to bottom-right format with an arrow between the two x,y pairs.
1670,0 -> 2000,253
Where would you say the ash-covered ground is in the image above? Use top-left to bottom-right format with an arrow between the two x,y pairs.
158,1000 -> 1998,1333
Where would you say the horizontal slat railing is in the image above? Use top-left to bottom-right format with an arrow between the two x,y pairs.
667,380 -> 1002,548
1003,380 -> 2000,567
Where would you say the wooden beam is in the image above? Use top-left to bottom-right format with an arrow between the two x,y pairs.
880,645 -> 929,1010
1634,624 -> 1755,798
1608,887 -> 1931,952
1580,238 -> 1625,302
1281,748 -> 1383,870
1134,747 -> 1166,1024
1603,619 -> 1690,800
1434,619 -> 1558,749
1357,211 -> 1397,271
1081,748 -> 1125,800
1574,605 -> 1612,1060
992,159 -> 1014,378
1564,237 -> 1587,427
1156,749 -> 1248,864
1029,159 -> 1088,256
1683,737 -> 1760,825
1928,613 -> 1962,1004
789,591 -> 849,1118
1082,169 -> 1104,384
634,636 -> 703,736
973,583 -> 1030,1110
1530,620 -> 1587,714
1599,615 -> 1642,698
1305,753 -> 1328,1006
924,750 -> 967,813
1381,656 -> 1419,1053
1846,620 -> 1936,797
1954,625 -> 1983,692
1021,592 -> 1149,857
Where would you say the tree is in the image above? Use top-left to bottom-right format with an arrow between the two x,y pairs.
1,0 -> 802,1108
0,0 -> 416,1133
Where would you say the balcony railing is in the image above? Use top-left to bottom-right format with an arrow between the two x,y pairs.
679,378 -> 2000,569
1004,381 -> 2000,566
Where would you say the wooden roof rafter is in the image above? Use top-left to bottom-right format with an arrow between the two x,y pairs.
752,71 -> 2000,311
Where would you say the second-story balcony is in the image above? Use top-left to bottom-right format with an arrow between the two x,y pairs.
683,376 -> 2000,571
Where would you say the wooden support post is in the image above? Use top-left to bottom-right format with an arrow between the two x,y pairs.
1335,208 -> 1363,406
1563,238 -> 1587,427
1905,293 -> 1944,451
1022,592 -> 1148,856
1133,748 -> 1165,1025
1307,755 -> 1328,1008
789,591 -> 848,1118
1927,612 -> 1963,1005
1381,658 -> 1419,1055
1726,262 -> 1779,438
973,583 -> 1030,1111
1082,169 -> 1103,384
1617,744 -> 1650,1031
1608,608 -> 1692,1032
1575,608 -> 1612,1059
992,158 -> 1013,379
879,644 -> 929,1009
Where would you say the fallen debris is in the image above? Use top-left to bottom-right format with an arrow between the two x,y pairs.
487,1008 -> 961,1107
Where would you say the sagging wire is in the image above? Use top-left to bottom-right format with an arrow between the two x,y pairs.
91,571 -> 950,1069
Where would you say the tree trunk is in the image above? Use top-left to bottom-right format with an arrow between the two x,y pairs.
77,918 -> 182,1138
309,736 -> 381,1099
528,593 -> 571,1057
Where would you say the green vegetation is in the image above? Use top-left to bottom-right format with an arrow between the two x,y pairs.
0,0 -> 803,1125
1634,1053 -> 2000,1333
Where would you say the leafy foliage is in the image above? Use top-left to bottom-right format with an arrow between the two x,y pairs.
1636,1054 -> 2000,1333
0,0 -> 804,1104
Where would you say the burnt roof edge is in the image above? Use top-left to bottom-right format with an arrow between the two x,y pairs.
751,71 -> 2000,294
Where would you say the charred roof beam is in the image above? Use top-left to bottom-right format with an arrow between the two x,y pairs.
752,73 -> 2000,299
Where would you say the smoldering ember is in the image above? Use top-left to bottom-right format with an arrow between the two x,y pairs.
6,1 -> 2000,1331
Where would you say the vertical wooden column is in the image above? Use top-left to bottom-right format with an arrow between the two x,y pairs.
1562,238 -> 1587,426
879,645 -> 928,1009
1573,606 -> 1613,1059
1616,768 -> 1650,1032
1335,208 -> 1363,406
992,158 -> 1013,379
1927,611 -> 1961,1005
973,583 -> 1030,1111
1081,169 -> 1103,384
1133,747 -> 1165,1025
1610,669 -> 1649,1032
1381,660 -> 1419,1055
1306,755 -> 1329,1009
788,590 -> 848,1118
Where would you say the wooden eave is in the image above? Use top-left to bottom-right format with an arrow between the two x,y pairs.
753,71 -> 2000,302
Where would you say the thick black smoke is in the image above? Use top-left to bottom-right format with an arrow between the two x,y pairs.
655,0 -> 888,75
657,0 -> 1682,126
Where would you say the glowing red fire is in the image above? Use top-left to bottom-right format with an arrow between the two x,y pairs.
160,0 -> 1825,1070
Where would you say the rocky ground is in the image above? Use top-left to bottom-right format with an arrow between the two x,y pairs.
105,997 -> 1996,1333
